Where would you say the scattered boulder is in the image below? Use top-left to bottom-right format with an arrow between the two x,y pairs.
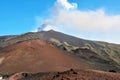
109,70 -> 117,73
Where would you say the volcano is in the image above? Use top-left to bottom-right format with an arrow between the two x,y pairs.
1,30 -> 120,79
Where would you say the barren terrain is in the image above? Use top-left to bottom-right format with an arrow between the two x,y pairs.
0,39 -> 86,74
9,69 -> 120,80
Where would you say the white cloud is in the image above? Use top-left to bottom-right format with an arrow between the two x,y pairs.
51,0 -> 120,33
53,8 -> 120,33
56,0 -> 77,10
34,0 -> 120,43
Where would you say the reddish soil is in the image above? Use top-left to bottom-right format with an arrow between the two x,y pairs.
0,39 -> 86,74
9,69 -> 120,80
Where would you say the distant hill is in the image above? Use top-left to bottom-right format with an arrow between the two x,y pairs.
0,30 -> 120,73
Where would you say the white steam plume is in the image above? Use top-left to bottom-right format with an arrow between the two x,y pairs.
35,0 -> 120,43
37,20 -> 51,32
37,0 -> 77,31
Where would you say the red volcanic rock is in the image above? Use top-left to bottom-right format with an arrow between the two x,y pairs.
9,69 -> 120,80
9,72 -> 25,80
0,39 -> 86,74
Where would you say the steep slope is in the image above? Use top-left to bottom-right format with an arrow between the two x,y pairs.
0,39 -> 86,75
0,30 -> 87,48
0,30 -> 120,71
0,35 -> 16,42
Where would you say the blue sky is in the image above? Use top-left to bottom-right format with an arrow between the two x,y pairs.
0,0 -> 54,35
0,0 -> 120,43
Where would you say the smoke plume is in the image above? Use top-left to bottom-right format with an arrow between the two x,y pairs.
35,0 -> 120,43
37,0 -> 77,31
37,20 -> 51,32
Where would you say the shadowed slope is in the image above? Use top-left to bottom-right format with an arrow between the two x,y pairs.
0,39 -> 86,75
